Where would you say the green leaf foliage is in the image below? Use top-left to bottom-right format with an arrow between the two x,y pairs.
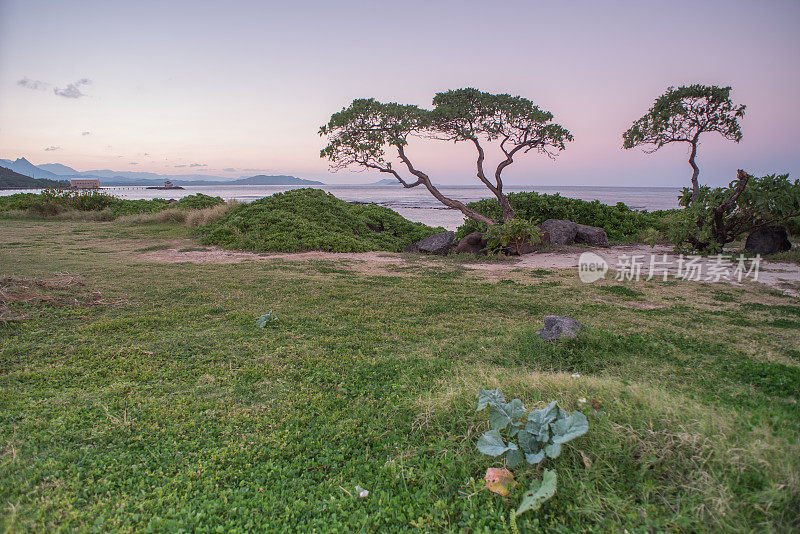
668,172 -> 800,252
622,84 -> 745,150
515,469 -> 558,516
198,188 -> 442,253
457,192 -> 668,242
476,390 -> 588,466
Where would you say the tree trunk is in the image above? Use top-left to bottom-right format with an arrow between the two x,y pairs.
689,140 -> 700,204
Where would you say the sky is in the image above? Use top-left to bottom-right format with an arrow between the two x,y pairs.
0,0 -> 798,186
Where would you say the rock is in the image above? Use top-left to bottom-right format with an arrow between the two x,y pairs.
745,226 -> 791,255
455,232 -> 487,255
404,231 -> 455,255
541,219 -> 578,245
575,224 -> 610,247
538,315 -> 582,341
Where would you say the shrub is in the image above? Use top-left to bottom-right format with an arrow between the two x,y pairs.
667,170 -> 800,253
175,193 -> 225,211
456,192 -> 668,242
484,218 -> 542,253
197,188 -> 442,252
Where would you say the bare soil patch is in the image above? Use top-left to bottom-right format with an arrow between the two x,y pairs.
139,244 -> 800,296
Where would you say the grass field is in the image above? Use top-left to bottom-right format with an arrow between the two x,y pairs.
1,219 -> 799,532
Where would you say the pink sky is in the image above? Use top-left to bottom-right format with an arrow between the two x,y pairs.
0,0 -> 798,186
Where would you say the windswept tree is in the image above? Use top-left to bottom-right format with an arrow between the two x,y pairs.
320,88 -> 572,226
622,84 -> 746,204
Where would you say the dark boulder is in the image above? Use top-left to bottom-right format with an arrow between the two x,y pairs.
745,226 -> 791,255
538,315 -> 582,341
541,219 -> 578,245
455,232 -> 487,255
404,231 -> 455,255
575,224 -> 610,247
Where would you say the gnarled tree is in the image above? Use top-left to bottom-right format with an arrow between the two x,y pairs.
319,88 -> 572,226
622,84 -> 746,204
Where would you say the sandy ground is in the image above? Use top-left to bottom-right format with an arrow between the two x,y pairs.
141,244 -> 800,297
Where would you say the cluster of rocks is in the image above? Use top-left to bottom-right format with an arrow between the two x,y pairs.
404,219 -> 609,256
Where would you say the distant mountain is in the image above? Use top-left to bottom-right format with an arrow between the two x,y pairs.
0,166 -> 68,189
372,178 -> 398,185
228,175 -> 323,185
0,158 -> 60,179
38,163 -> 79,175
1,156 -> 326,186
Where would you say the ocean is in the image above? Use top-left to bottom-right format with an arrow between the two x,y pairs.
2,184 -> 681,230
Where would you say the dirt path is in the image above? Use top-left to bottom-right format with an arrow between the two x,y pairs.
141,244 -> 800,296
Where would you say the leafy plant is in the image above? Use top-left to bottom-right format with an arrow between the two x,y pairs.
458,192 -> 667,242
667,170 -> 800,253
476,388 -> 588,516
484,218 -> 541,254
255,311 -> 279,328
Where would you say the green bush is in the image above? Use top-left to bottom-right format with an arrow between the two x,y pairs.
456,192 -> 670,242
668,171 -> 800,253
0,190 -> 224,219
198,188 -> 442,252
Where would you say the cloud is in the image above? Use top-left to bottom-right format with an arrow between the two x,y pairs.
174,164 -> 187,168
53,78 -> 91,99
189,163 -> 207,167
18,77 -> 49,90
44,146 -> 61,151
223,167 -> 237,172
243,168 -> 271,172
81,131 -> 91,136
143,152 -> 150,157
129,162 -> 138,165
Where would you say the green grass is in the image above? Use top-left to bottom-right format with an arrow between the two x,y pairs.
0,219 -> 798,532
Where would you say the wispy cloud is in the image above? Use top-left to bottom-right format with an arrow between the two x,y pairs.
129,162 -> 138,165
53,78 -> 91,99
223,167 -> 237,172
174,164 -> 187,168
189,163 -> 207,167
44,146 -> 61,151
81,131 -> 91,136
18,77 -> 49,91
243,168 -> 271,172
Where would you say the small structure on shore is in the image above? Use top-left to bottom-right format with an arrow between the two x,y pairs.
70,178 -> 100,190
146,180 -> 184,190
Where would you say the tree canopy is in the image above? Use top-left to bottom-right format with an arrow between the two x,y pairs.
622,84 -> 746,203
320,88 -> 572,225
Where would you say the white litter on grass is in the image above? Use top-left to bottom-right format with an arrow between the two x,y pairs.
571,373 -> 581,378
578,397 -> 587,404
355,485 -> 369,498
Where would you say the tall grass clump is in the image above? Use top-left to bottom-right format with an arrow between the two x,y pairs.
186,200 -> 240,228
457,192 -> 671,242
0,190 -> 224,220
197,188 -> 442,252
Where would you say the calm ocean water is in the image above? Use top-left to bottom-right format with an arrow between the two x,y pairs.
2,184 -> 681,230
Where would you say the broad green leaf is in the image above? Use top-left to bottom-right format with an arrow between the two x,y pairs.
550,411 -> 589,444
525,450 -> 546,465
544,442 -> 562,459
477,430 -> 509,456
515,469 -> 557,516
477,388 -> 506,411
506,449 -> 524,468
517,430 -> 538,453
509,398 -> 526,418
488,402 -> 513,431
